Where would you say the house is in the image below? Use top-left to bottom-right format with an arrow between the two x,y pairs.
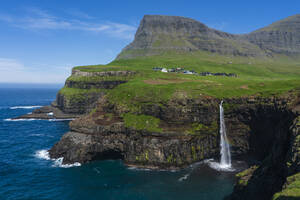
183,70 -> 193,74
168,68 -> 176,72
161,68 -> 168,73
153,67 -> 163,71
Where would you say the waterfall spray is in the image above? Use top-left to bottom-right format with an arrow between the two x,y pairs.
219,100 -> 231,168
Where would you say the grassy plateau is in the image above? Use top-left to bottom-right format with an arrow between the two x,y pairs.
59,50 -> 300,115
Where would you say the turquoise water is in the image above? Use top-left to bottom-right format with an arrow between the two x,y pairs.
0,87 -> 237,200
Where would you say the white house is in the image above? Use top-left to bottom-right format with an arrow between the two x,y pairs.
161,68 -> 168,73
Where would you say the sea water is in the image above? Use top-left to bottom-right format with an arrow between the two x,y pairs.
0,86 -> 238,200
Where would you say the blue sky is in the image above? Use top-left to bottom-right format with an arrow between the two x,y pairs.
0,0 -> 299,83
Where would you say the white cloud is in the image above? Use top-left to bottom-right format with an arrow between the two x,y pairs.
66,8 -> 94,19
0,58 -> 72,83
0,58 -> 24,72
0,8 -> 136,40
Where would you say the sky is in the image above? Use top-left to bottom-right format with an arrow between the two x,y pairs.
0,0 -> 299,84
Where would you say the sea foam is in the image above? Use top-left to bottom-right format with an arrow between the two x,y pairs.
178,173 -> 190,182
4,118 -> 43,121
10,106 -> 42,109
4,118 -> 74,122
35,149 -> 81,168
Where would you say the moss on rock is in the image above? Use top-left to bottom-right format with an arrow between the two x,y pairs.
272,173 -> 300,200
123,113 -> 162,132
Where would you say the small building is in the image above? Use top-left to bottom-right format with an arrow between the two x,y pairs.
161,68 -> 168,73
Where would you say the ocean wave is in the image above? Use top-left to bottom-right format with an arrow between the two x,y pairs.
10,106 -> 42,109
29,134 -> 45,137
128,166 -> 178,172
35,150 -> 81,168
52,157 -> 81,168
127,166 -> 151,171
93,167 -> 102,174
4,118 -> 43,121
4,118 -> 74,122
35,149 -> 51,160
178,173 -> 190,182
48,119 -> 74,121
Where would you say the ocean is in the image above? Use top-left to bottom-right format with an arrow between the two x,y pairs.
0,86 -> 238,200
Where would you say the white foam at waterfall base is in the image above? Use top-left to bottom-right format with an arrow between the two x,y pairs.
35,150 -> 81,168
207,160 -> 235,172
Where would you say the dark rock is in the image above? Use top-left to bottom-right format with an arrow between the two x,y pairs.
13,105 -> 81,120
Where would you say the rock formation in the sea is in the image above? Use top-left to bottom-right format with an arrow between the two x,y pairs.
21,14 -> 300,199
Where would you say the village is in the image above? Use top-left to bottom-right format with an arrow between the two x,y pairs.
152,67 -> 238,77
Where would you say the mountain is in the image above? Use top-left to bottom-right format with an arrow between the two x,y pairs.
116,14 -> 300,59
244,14 -> 300,55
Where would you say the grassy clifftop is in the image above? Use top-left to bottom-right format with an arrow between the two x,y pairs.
59,50 -> 300,115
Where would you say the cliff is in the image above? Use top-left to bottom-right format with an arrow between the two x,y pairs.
21,14 -> 300,200
49,93 -> 299,168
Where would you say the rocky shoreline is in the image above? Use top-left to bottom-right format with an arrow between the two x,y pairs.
14,104 -> 81,120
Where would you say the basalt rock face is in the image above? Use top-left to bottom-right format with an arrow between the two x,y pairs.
50,98 -> 222,169
49,93 -> 299,172
116,14 -> 300,59
55,91 -> 105,114
54,70 -> 134,114
229,115 -> 300,200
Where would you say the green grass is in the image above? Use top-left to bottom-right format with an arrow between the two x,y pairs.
69,50 -> 300,113
59,87 -> 105,100
272,173 -> 300,200
123,113 -> 162,133
67,74 -> 133,82
186,122 -> 218,136
236,165 -> 259,186
73,65 -> 131,72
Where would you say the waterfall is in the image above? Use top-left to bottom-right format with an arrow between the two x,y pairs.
219,100 -> 231,168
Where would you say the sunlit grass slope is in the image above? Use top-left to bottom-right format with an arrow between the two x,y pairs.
62,50 -> 300,111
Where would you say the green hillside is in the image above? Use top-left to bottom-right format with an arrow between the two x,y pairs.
60,50 -> 300,113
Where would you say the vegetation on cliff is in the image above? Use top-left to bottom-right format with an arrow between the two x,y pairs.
62,51 -> 300,114
272,173 -> 300,200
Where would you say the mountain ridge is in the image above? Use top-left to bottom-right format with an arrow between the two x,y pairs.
116,14 -> 300,60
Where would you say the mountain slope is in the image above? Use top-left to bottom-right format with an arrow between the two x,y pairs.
244,14 -> 300,55
116,14 -> 300,60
